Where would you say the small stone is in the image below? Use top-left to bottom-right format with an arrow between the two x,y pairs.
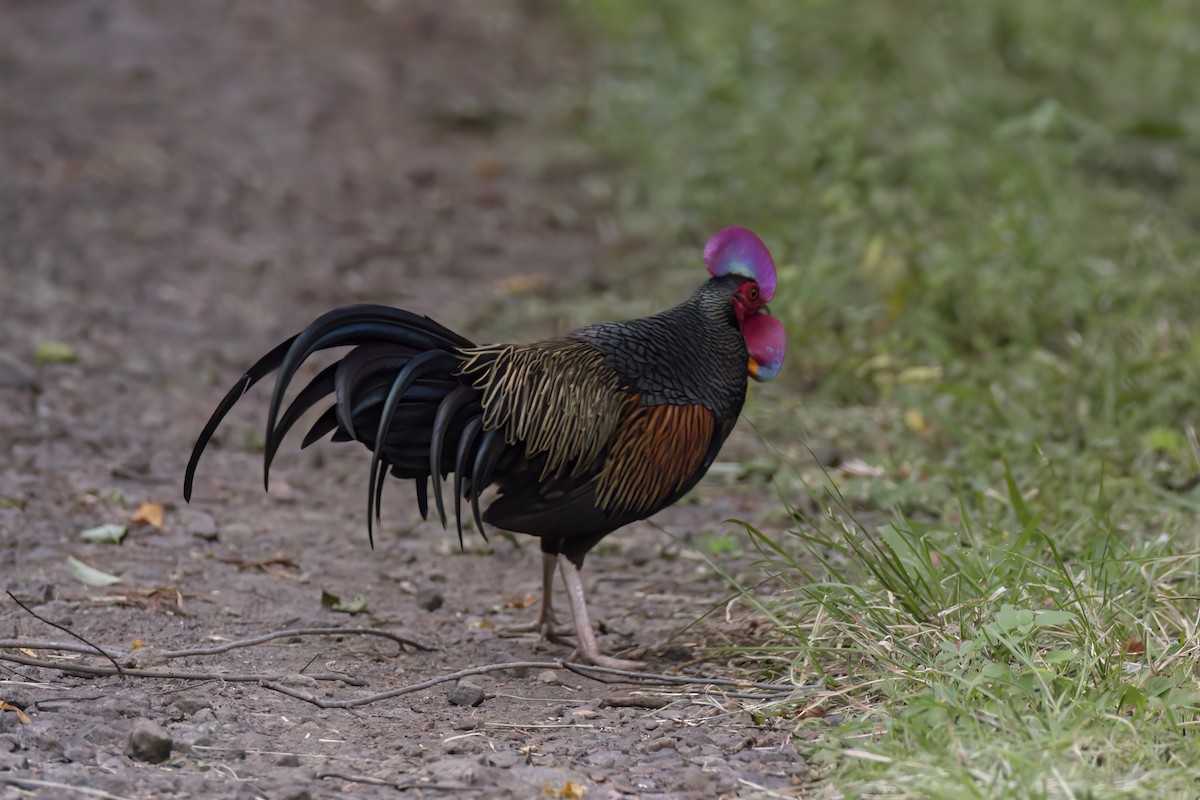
626,543 -> 657,566
659,643 -> 693,662
586,749 -> 630,769
427,757 -> 479,785
417,588 -> 444,612
221,523 -> 254,545
183,510 -> 218,541
126,720 -> 172,763
537,670 -> 559,685
644,736 -> 677,753
0,734 -> 18,752
167,697 -> 211,719
276,753 -> 301,767
481,750 -> 524,769
447,680 -> 485,707
0,750 -> 29,770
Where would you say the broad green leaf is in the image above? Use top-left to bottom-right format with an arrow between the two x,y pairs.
35,341 -> 77,364
79,523 -> 128,545
321,590 -> 369,615
1034,610 -> 1076,627
66,556 -> 122,586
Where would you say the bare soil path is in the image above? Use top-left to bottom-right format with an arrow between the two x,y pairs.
0,3 -> 804,797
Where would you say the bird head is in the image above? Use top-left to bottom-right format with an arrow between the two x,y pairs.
704,227 -> 786,382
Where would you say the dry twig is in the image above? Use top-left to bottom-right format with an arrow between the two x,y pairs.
5,591 -> 124,677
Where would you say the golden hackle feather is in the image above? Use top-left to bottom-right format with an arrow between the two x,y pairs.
456,339 -> 627,481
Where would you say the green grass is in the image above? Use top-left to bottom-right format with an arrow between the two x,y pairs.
563,1 -> 1200,796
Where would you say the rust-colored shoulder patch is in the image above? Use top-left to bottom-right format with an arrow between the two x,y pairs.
596,402 -> 715,516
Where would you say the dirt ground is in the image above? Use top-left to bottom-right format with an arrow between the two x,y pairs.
0,2 -> 806,798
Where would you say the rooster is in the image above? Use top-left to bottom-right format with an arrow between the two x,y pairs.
184,227 -> 785,668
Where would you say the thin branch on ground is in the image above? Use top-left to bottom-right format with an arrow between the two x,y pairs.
5,591 -> 124,677
0,619 -> 815,710
0,776 -> 136,800
317,772 -> 472,792
0,640 -> 126,659
562,661 -> 811,692
0,652 -> 365,686
0,626 -> 430,667
259,660 -> 560,709
154,627 -> 431,657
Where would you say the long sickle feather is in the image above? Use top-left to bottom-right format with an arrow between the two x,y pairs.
264,305 -> 471,490
453,416 -> 483,549
428,386 -> 477,528
184,334 -> 298,501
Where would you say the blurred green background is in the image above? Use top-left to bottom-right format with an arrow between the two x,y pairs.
561,2 -> 1200,794
572,0 -> 1200,538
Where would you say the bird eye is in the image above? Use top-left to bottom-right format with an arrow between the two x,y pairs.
748,285 -> 759,301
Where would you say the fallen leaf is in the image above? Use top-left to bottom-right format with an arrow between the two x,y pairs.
131,502 -> 164,528
66,555 -> 122,586
505,593 -> 538,609
903,408 -> 931,436
0,701 -> 30,724
34,340 -> 77,364
79,523 -> 128,545
545,780 -> 586,799
131,640 -> 145,650
840,457 -> 885,478
1125,636 -> 1145,656
497,274 -> 550,295
321,590 -> 369,615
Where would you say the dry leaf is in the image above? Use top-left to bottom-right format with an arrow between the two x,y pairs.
840,457 -> 885,478
131,640 -> 145,650
132,501 -> 164,528
498,274 -> 550,295
505,593 -> 538,609
0,701 -> 30,724
545,781 -> 586,799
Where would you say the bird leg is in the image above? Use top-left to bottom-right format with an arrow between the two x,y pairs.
497,552 -> 574,639
558,558 -> 644,670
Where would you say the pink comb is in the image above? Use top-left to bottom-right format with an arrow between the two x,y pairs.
703,227 -> 777,302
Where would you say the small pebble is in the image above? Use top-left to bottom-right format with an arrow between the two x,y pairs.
447,680 -> 485,707
645,736 -> 677,753
537,670 -> 559,685
0,751 -> 29,770
417,588 -> 444,612
626,543 -> 657,566
221,523 -> 254,545
276,753 -> 301,767
126,720 -> 172,763
184,511 -> 218,541
659,643 -> 693,662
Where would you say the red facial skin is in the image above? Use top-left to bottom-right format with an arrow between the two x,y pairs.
731,281 -> 766,323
